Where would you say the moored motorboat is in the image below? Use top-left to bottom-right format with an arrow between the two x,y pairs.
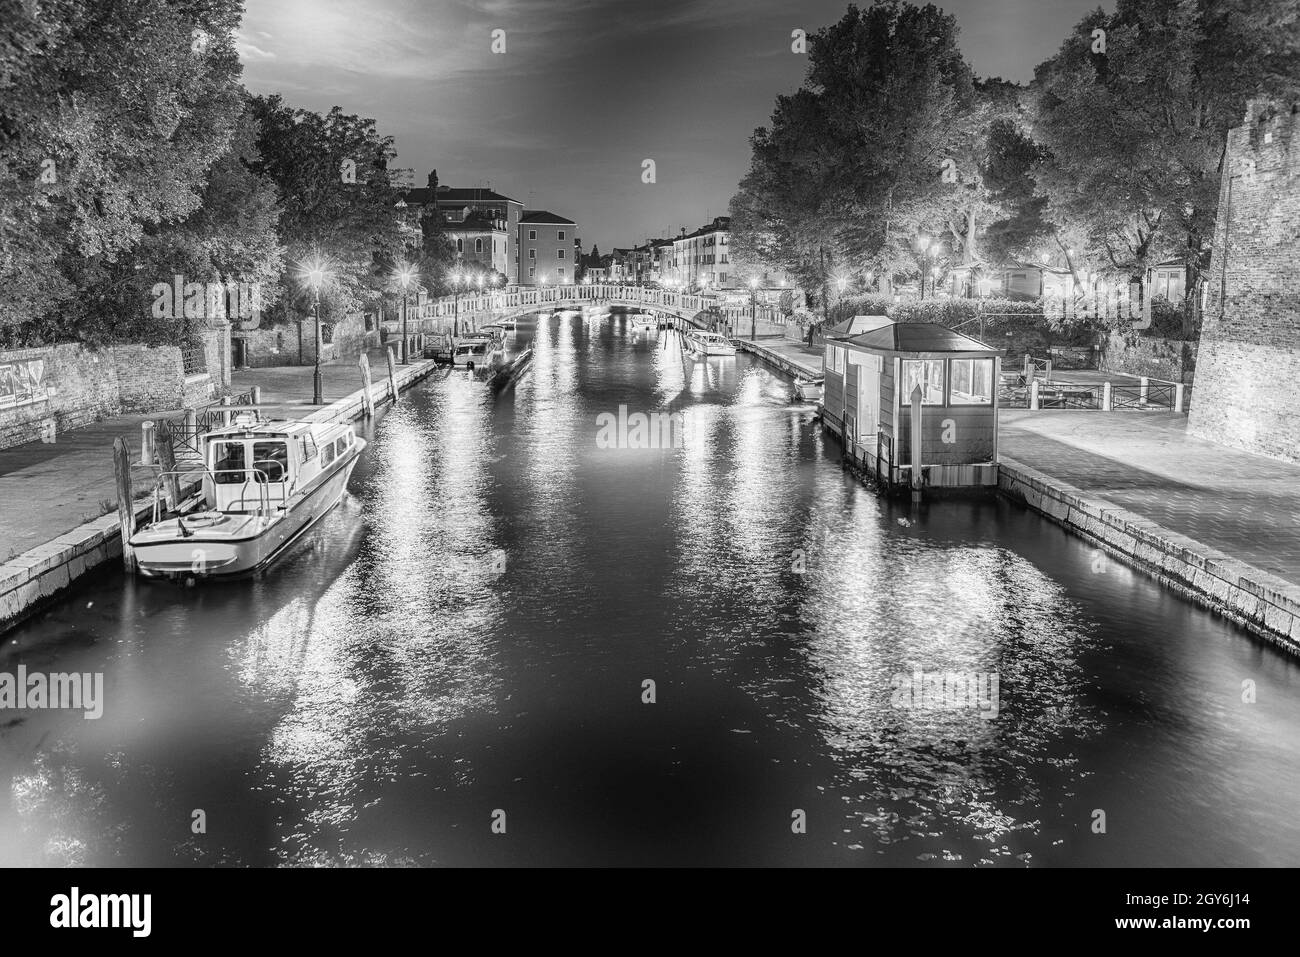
683,328 -> 737,357
130,416 -> 365,580
793,377 -> 824,402
628,312 -> 657,331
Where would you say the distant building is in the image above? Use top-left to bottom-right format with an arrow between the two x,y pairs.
396,176 -> 525,283
444,209 -> 510,278
519,210 -> 577,285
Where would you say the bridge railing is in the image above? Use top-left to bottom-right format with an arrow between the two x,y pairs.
417,284 -> 785,331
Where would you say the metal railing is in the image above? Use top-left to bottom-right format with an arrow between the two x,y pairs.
149,466 -> 285,525
1002,375 -> 1187,412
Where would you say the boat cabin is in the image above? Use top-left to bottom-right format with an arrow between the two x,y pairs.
821,321 -> 1000,490
205,419 -> 357,514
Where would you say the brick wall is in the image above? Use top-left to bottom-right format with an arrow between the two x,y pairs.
0,342 -> 206,450
235,312 -> 378,368
1100,333 -> 1197,383
1188,98 -> 1300,463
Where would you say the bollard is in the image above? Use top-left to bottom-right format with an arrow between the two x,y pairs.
183,408 -> 197,448
113,437 -> 136,572
1139,376 -> 1149,406
1030,379 -> 1040,411
386,346 -> 399,402
220,394 -> 232,426
1174,383 -> 1185,413
1102,381 -> 1112,411
141,421 -> 156,467
251,385 -> 261,406
358,353 -> 375,417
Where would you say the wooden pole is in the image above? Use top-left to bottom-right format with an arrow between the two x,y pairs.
140,421 -> 156,467
909,384 -> 924,504
358,353 -> 375,417
113,436 -> 136,572
386,346 -> 399,403
156,426 -> 181,512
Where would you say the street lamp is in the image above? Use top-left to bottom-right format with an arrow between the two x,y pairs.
396,263 -> 417,365
299,257 -> 329,404
916,235 -> 932,300
749,276 -> 760,341
450,269 -> 464,338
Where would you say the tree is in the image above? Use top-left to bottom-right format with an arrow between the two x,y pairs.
730,2 -> 978,294
246,95 -> 405,325
1028,0 -> 1300,323
0,0 -> 246,339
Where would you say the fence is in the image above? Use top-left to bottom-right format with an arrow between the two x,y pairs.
153,389 -> 256,461
999,375 -> 1187,412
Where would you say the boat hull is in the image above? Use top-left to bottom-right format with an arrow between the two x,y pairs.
131,450 -> 361,580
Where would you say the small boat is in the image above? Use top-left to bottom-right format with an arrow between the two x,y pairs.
793,377 -> 824,402
452,331 -> 504,371
684,329 -> 737,357
628,313 -> 657,331
130,415 -> 365,579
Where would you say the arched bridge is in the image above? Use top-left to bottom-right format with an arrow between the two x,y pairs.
413,283 -> 786,334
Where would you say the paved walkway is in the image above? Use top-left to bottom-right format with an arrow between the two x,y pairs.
0,348 -> 403,561
1001,411 -> 1300,587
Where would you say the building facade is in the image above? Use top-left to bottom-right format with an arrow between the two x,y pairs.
518,211 -> 578,285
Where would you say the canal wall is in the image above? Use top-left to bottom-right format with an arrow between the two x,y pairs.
740,335 -> 1300,653
998,458 -> 1300,653
0,357 -> 441,637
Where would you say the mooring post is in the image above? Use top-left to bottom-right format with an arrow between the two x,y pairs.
1030,379 -> 1041,411
140,421 -> 156,467
251,385 -> 262,406
1174,382 -> 1185,413
386,346 -> 399,403
910,384 -> 924,504
156,426 -> 181,511
113,437 -> 136,572
1102,381 -> 1113,411
358,353 -> 375,417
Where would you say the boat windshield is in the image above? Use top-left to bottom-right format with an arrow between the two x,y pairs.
251,441 -> 289,483
212,441 -> 247,484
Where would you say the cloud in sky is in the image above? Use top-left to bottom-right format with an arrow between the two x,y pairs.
240,0 -> 1112,251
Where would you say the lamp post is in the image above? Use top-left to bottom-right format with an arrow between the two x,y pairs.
451,269 -> 463,338
916,235 -> 931,299
396,264 -> 416,365
300,258 -> 328,405
749,276 -> 760,341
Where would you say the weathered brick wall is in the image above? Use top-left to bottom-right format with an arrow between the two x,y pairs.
1100,333 -> 1197,383
0,343 -> 190,450
237,312 -> 378,367
1188,98 -> 1300,463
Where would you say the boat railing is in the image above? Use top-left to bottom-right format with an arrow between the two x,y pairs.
150,467 -> 286,525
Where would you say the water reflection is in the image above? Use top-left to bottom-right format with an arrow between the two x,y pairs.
2,312 -> 1299,866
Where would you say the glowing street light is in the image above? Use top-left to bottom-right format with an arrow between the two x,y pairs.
297,256 -> 330,404
395,263 -> 418,365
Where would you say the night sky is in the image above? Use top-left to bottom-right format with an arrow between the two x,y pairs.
238,0 -> 1111,252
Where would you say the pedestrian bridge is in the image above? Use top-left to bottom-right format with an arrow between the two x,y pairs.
414,283 -> 785,333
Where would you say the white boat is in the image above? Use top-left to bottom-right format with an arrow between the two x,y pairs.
793,377 -> 824,402
684,329 -> 737,357
628,313 -> 657,331
130,416 -> 364,579
452,331 -> 504,371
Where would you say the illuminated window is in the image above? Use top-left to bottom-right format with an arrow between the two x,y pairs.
900,359 -> 945,405
949,358 -> 994,405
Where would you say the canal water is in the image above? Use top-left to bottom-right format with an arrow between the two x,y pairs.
3,311 -> 1299,867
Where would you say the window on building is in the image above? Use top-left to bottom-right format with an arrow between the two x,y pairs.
900,359 -> 946,405
529,229 -> 537,240
456,238 -> 463,253
558,249 -> 565,260
824,344 -> 845,375
949,358 -> 994,405
558,231 -> 565,241
529,249 -> 536,260
475,238 -> 483,253
529,266 -> 536,278
558,267 -> 565,277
